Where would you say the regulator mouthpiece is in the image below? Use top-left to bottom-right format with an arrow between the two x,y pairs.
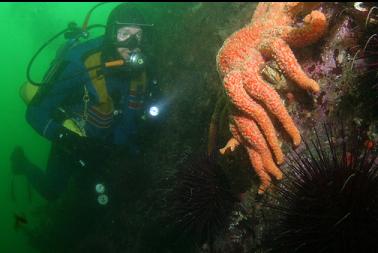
127,51 -> 146,70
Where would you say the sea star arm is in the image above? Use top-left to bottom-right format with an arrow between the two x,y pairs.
219,117 -> 242,156
261,38 -> 320,93
247,147 -> 272,194
284,10 -> 328,48
251,2 -> 270,23
225,116 -> 276,194
219,137 -> 240,155
243,49 -> 301,147
223,70 -> 284,163
233,114 -> 283,180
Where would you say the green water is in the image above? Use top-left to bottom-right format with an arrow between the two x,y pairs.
0,3 -> 142,252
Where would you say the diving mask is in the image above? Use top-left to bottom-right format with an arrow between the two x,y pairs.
113,25 -> 143,49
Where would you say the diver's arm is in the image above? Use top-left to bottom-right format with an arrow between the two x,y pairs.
113,95 -> 143,145
26,61 -> 82,141
113,79 -> 146,147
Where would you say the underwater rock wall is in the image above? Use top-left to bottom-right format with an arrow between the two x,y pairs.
138,3 -> 259,252
146,2 -> 378,252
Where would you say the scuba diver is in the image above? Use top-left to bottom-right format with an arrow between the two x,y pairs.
10,3 -> 159,201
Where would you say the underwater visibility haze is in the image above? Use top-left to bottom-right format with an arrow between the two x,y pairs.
1,2 -> 378,253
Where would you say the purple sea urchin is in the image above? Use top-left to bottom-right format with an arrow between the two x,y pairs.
170,154 -> 237,245
262,123 -> 378,252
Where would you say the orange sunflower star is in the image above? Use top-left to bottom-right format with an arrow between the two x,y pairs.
216,2 -> 328,193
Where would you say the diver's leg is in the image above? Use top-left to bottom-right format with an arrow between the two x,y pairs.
11,144 -> 75,201
38,143 -> 76,200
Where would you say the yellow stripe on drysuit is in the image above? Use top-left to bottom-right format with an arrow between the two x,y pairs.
84,51 -> 114,115
20,51 -> 148,136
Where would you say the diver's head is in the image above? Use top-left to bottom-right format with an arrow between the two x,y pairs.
115,25 -> 143,60
104,4 -> 149,69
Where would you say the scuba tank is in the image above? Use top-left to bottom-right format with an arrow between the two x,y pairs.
44,23 -> 84,85
20,24 -> 83,105
21,3 -> 110,105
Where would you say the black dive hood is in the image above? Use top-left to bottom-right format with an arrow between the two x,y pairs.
102,4 -> 153,61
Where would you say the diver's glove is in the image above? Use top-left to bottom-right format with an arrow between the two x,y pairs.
56,127 -> 84,148
55,128 -> 112,168
55,127 -> 90,167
